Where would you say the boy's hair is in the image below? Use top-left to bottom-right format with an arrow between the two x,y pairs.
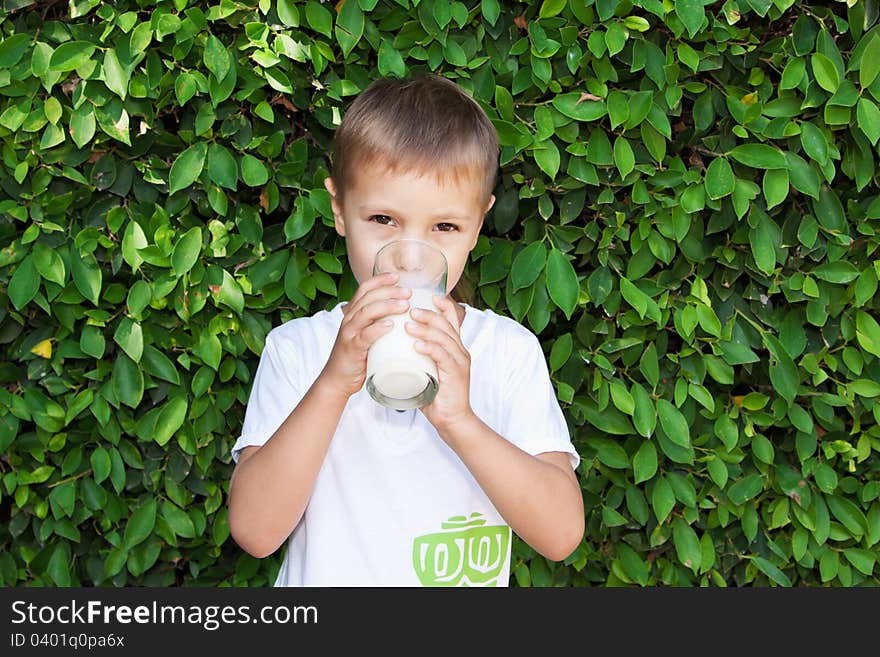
329,74 -> 499,205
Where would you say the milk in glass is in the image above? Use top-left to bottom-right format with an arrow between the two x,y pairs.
366,288 -> 438,408
365,239 -> 447,410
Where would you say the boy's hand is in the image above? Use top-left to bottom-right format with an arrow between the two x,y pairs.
405,294 -> 475,436
319,272 -> 411,399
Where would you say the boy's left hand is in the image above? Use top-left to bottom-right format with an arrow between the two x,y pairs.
405,295 -> 474,436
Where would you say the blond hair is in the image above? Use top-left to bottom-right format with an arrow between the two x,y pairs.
330,73 -> 499,206
330,74 -> 499,305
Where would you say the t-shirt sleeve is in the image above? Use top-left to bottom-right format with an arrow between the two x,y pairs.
499,329 -> 580,471
230,331 -> 303,464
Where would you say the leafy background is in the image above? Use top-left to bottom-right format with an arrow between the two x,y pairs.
1,0 -> 879,587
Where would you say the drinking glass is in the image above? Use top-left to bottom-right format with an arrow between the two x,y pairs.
366,239 -> 448,410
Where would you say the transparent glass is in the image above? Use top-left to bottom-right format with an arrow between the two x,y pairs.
365,239 -> 448,410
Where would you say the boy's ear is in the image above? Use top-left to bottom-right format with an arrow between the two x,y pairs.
471,194 -> 495,249
484,194 -> 496,215
324,177 -> 345,236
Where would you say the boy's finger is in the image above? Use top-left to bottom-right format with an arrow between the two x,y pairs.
348,297 -> 409,332
409,305 -> 462,347
344,277 -> 409,318
414,339 -> 462,372
346,272 -> 399,310
407,323 -> 468,367
432,295 -> 462,330
355,317 -> 395,350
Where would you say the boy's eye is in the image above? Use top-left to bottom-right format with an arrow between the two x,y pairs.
435,223 -> 458,232
370,215 -> 394,225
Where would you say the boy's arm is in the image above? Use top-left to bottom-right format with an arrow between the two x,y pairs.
228,273 -> 406,559
439,414 -> 584,562
227,374 -> 349,558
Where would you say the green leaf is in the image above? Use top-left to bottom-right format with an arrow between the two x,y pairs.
264,66 -> 293,93
511,242 -> 547,291
47,545 -> 71,586
780,56 -> 806,90
34,242 -> 66,286
800,121 -> 828,164
705,157 -> 735,199
594,439 -> 630,469
204,34 -> 230,80
552,93 -> 606,122
752,556 -> 792,586
305,0 -> 333,38
610,380 -> 635,414
673,518 -> 702,574
546,249 -> 579,319
613,136 -> 634,178
48,41 -> 96,71
69,246 -> 102,306
102,49 -> 127,99
749,214 -> 777,275
113,353 -> 144,409
617,543 -> 649,586
811,52 -> 840,92
95,98 -> 131,146
69,104 -> 96,148
0,33 -> 31,68
154,397 -> 188,446
9,255 -> 39,310
813,187 -> 846,232
113,317 -> 143,363
142,345 -> 181,386
168,143 -> 207,195
481,0 -> 501,26
534,140 -> 560,180
729,144 -> 788,169
549,333 -> 572,372
241,154 -> 269,186
377,39 -> 406,77
278,0 -> 300,27
633,441 -> 658,484
812,261 -> 859,284
826,494 -> 867,538
48,480 -> 76,519
90,447 -> 111,484
727,473 -> 763,506
124,500 -> 157,549
207,144 -> 238,191
656,399 -> 690,449
162,501 -> 197,538
856,98 -> 880,146
860,35 -> 880,88
631,383 -> 656,437
584,404 -> 635,436
171,227 -> 203,277
335,0 -> 364,58
652,476 -> 675,524
762,168 -> 789,209
844,548 -> 876,576
786,152 -> 821,198
675,0 -> 705,38
218,269 -> 244,314
539,0 -> 567,19
765,334 -> 799,404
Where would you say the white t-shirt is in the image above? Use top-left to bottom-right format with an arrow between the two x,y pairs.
231,301 -> 580,587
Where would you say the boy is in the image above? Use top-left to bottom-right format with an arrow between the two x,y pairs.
228,74 -> 584,586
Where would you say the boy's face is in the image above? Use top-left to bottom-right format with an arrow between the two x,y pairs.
325,162 -> 495,296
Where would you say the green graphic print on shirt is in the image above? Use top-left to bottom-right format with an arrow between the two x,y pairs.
412,513 -> 511,586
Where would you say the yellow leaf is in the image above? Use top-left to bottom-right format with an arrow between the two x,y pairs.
31,339 -> 53,359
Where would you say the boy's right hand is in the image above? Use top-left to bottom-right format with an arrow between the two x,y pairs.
319,272 -> 411,399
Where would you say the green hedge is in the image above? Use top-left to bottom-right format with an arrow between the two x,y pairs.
1,0 -> 879,587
